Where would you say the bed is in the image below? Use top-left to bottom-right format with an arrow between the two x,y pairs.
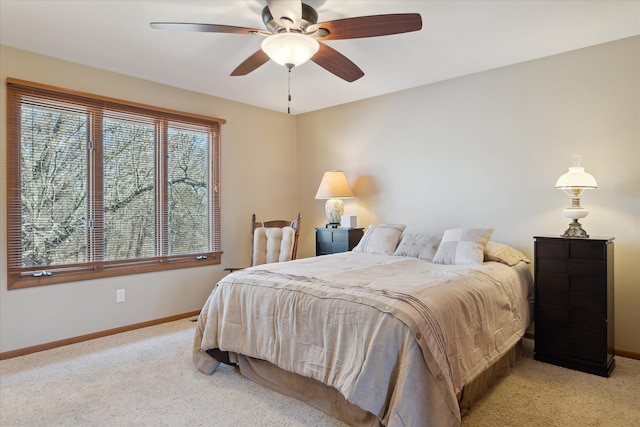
193,226 -> 533,426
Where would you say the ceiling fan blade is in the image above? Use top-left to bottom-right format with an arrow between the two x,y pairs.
312,13 -> 422,40
266,0 -> 302,29
150,22 -> 267,35
230,49 -> 270,76
311,43 -> 364,83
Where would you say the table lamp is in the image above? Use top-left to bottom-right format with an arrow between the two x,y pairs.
315,170 -> 354,228
555,155 -> 597,238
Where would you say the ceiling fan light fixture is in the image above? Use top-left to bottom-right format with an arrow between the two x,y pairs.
261,32 -> 319,68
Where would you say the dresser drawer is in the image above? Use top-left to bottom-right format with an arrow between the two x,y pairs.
570,241 -> 605,260
570,325 -> 605,346
569,259 -> 605,279
571,277 -> 606,296
570,294 -> 606,329
536,304 -> 569,323
536,320 -> 569,340
316,241 -> 334,254
535,337 -> 570,358
536,257 -> 568,274
331,232 -> 348,244
571,341 -> 606,364
536,273 -> 569,305
536,239 -> 568,258
537,292 -> 569,306
316,232 -> 333,244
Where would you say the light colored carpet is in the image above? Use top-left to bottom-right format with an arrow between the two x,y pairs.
1,319 -> 638,426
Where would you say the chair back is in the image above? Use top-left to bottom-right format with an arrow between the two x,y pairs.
250,213 -> 301,267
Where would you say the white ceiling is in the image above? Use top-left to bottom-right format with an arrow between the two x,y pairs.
1,1 -> 639,114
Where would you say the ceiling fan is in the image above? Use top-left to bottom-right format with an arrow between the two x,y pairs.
150,0 -> 422,82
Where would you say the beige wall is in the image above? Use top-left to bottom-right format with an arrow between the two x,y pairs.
0,46 -> 297,353
2,36 -> 639,355
296,36 -> 640,353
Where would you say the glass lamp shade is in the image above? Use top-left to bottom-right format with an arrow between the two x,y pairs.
315,170 -> 355,226
261,32 -> 320,67
555,166 -> 598,192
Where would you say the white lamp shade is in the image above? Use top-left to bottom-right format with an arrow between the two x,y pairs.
315,170 -> 355,199
261,32 -> 319,67
555,166 -> 598,189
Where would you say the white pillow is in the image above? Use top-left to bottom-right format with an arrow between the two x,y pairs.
484,241 -> 530,266
432,228 -> 493,265
393,233 -> 442,261
353,224 -> 406,255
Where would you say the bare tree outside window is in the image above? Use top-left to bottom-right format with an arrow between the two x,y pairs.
103,118 -> 155,260
20,106 -> 88,267
168,126 -> 209,255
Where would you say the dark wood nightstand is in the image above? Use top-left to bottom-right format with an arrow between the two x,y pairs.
533,235 -> 615,377
316,227 -> 364,256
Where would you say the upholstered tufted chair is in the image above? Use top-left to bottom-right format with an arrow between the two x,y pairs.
224,213 -> 301,273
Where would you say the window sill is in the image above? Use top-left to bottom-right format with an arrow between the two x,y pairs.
7,253 -> 222,289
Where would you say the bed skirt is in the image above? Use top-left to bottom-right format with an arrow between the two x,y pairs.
215,339 -> 523,426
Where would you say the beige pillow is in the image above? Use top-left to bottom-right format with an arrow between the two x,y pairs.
393,233 -> 442,261
484,241 -> 530,266
432,228 -> 493,265
353,224 -> 406,255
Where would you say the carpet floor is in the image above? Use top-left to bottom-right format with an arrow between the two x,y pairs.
1,319 -> 638,426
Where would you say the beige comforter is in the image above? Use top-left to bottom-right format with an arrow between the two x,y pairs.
194,252 -> 532,426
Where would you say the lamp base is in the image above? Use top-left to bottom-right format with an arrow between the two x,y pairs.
562,219 -> 589,238
325,199 -> 344,226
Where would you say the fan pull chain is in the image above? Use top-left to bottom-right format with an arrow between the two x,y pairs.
287,65 -> 292,114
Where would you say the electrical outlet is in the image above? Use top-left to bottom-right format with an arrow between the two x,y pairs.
116,288 -> 125,303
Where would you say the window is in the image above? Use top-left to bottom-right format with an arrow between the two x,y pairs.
6,79 -> 225,289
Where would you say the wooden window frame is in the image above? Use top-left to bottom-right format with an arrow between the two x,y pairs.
6,78 -> 226,289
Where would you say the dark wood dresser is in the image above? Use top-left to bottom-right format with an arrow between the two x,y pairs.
316,227 -> 364,256
533,235 -> 615,377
